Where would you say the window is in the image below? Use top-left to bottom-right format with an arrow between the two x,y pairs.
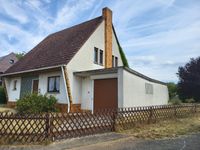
13,80 -> 17,90
94,47 -> 104,65
112,55 -> 118,67
145,83 -> 153,94
99,50 -> 103,65
48,76 -> 60,93
9,59 -> 14,64
112,55 -> 115,67
115,57 -> 118,67
94,47 -> 98,64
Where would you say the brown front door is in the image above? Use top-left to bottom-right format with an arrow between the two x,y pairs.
94,78 -> 118,111
32,80 -> 39,94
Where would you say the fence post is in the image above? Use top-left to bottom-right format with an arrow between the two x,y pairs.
148,107 -> 153,124
45,113 -> 51,141
112,109 -> 117,131
174,105 -> 177,118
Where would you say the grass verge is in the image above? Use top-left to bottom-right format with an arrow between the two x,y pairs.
119,114 -> 200,139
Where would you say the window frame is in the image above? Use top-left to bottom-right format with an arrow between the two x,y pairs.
145,83 -> 153,95
99,49 -> 103,65
115,57 -> 118,67
47,76 -> 60,93
13,80 -> 17,91
94,47 -> 98,64
31,79 -> 39,94
112,55 -> 115,67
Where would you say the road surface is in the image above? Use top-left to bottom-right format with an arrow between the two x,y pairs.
1,132 -> 200,150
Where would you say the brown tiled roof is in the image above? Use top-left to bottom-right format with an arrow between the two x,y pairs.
5,16 -> 103,74
0,53 -> 18,73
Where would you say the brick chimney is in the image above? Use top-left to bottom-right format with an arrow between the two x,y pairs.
103,7 -> 112,68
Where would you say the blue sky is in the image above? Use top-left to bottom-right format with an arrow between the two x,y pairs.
0,0 -> 200,82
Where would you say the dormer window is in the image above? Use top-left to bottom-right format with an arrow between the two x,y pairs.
9,59 -> 14,64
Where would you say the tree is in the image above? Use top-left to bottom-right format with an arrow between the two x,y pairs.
177,57 -> 200,102
166,82 -> 177,99
15,52 -> 25,60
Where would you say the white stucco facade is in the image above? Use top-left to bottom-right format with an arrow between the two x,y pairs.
38,71 -> 68,104
67,21 -> 123,104
118,68 -> 169,107
5,77 -> 21,101
4,70 -> 68,104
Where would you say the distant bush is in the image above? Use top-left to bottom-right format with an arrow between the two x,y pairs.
16,93 -> 58,114
185,98 -> 195,103
169,96 -> 182,105
0,86 -> 6,104
167,82 -> 177,99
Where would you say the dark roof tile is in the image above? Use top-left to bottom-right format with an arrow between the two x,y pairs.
0,53 -> 18,73
5,16 -> 103,74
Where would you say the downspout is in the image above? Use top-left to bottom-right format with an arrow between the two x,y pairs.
61,66 -> 70,112
2,77 -> 9,103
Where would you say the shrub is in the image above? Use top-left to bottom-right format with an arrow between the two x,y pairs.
169,97 -> 182,105
16,93 -> 58,114
0,86 -> 6,104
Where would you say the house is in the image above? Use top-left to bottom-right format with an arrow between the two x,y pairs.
0,52 -> 18,86
2,8 -> 169,112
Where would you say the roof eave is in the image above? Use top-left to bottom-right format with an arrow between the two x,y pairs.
1,64 -> 67,77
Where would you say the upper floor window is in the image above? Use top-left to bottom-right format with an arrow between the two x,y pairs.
99,50 -> 103,65
115,57 -> 118,67
112,55 -> 118,67
48,76 -> 60,93
112,56 -> 114,67
13,80 -> 17,90
94,47 -> 103,65
94,47 -> 98,64
145,83 -> 153,95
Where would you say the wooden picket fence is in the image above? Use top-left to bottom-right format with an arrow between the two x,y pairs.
0,104 -> 200,144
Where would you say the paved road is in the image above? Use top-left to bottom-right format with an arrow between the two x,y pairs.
1,132 -> 200,150
71,133 -> 200,150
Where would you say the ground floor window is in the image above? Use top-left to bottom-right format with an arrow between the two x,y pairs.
13,80 -> 17,90
48,76 -> 60,93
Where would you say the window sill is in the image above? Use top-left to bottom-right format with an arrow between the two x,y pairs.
47,91 -> 60,94
94,62 -> 104,66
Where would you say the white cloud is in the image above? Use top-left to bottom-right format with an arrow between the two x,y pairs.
0,0 -> 28,24
0,0 -> 97,56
